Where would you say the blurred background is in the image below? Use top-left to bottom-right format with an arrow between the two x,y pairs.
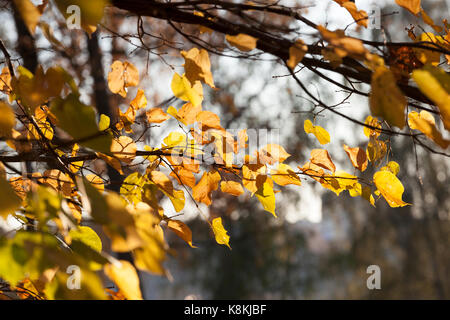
1,0 -> 449,299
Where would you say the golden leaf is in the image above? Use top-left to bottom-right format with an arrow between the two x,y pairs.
167,220 -> 196,248
270,163 -> 301,186
192,171 -> 221,206
146,108 -> 171,124
107,61 -> 139,97
181,48 -> 215,88
287,39 -> 307,69
304,119 -> 330,145
395,0 -> 421,15
226,33 -> 257,52
373,170 -> 410,207
310,149 -> 336,173
110,136 -> 137,164
369,65 -> 407,128
220,180 -> 245,196
408,111 -> 450,149
104,261 -> 143,300
211,217 -> 231,249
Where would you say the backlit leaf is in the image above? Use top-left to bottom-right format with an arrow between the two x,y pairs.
343,144 -> 368,171
310,149 -> 336,173
167,220 -> 196,248
211,217 -> 231,249
412,65 -> 450,131
408,111 -> 450,149
304,119 -> 330,145
373,170 -> 410,208
226,34 -> 257,52
104,261 -> 143,300
369,65 -> 407,128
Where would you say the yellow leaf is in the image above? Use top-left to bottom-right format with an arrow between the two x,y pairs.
226,34 -> 257,52
0,102 -> 15,138
373,170 -> 410,207
318,26 -> 367,59
0,177 -> 22,219
85,174 -> 104,192
132,209 -> 166,275
304,119 -> 330,145
211,217 -> 231,249
0,67 -> 12,93
13,0 -> 41,35
181,48 -> 215,88
146,108 -> 170,124
414,33 -> 441,66
310,149 -> 336,172
103,193 -> 143,252
321,170 -> 358,196
171,73 -> 203,107
96,152 -> 123,175
333,1 -> 368,27
412,65 -> 450,131
287,39 -> 307,69
69,226 -> 102,252
369,65 -> 407,128
270,163 -> 301,186
167,220 -> 196,248
395,0 -> 421,15
192,171 -> 221,206
242,163 -> 266,194
343,144 -> 368,171
366,136 -> 387,163
408,111 -> 450,149
220,180 -> 245,196
363,115 -> 382,138
107,61 -> 139,97
130,88 -> 147,110
104,261 -> 143,300
380,161 -> 400,176
110,136 -> 137,163
255,177 -> 277,217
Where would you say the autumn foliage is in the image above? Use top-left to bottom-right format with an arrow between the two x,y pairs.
0,0 -> 449,299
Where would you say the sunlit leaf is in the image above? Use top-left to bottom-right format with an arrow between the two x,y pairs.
167,220 -> 196,248
343,144 -> 368,171
369,65 -> 407,129
373,170 -> 410,207
211,217 -> 231,249
226,33 -> 257,52
181,48 -> 215,88
104,261 -> 143,300
412,65 -> 450,131
304,119 -> 330,145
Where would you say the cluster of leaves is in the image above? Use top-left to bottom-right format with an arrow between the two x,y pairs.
0,0 -> 449,300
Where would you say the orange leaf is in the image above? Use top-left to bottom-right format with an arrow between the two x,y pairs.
146,108 -> 170,124
310,149 -> 336,173
395,0 -> 421,15
192,171 -> 221,205
167,219 -> 196,248
343,144 -> 368,171
220,180 -> 244,196
110,136 -> 137,163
